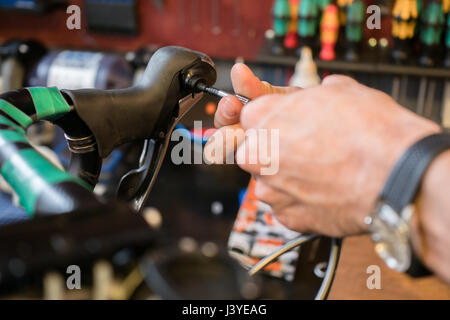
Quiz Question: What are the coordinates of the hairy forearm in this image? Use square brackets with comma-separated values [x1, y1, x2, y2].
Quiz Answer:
[412, 150, 450, 283]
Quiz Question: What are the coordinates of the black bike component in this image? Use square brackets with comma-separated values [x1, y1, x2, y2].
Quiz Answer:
[64, 46, 216, 208]
[116, 139, 155, 200]
[53, 109, 102, 187]
[64, 46, 217, 158]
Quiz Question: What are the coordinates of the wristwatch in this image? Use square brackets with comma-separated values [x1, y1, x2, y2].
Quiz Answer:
[368, 133, 450, 276]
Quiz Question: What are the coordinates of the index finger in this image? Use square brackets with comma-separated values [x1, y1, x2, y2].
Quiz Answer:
[215, 95, 243, 128]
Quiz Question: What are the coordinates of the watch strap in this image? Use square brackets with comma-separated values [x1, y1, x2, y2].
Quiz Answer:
[407, 245, 432, 277]
[380, 133, 450, 213]
[380, 132, 450, 277]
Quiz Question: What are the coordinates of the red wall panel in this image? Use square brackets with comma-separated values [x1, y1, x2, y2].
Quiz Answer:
[0, 0, 274, 60]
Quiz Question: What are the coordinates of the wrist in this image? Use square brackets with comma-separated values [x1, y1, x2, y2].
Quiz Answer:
[411, 149, 450, 283]
[387, 113, 441, 172]
[368, 118, 449, 277]
[357, 110, 440, 234]
[365, 112, 440, 219]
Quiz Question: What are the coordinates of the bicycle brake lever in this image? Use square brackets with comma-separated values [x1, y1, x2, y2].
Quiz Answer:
[117, 92, 204, 210]
[65, 46, 216, 211]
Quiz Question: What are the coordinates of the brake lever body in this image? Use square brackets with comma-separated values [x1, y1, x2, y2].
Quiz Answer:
[117, 93, 204, 210]
[63, 46, 216, 210]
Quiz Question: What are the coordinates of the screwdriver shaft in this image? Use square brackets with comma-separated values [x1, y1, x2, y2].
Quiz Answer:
[196, 83, 250, 105]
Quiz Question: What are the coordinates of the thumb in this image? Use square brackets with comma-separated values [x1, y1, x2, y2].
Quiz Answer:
[231, 63, 300, 99]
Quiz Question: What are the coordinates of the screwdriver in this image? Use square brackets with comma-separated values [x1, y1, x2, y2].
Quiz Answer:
[195, 82, 250, 105]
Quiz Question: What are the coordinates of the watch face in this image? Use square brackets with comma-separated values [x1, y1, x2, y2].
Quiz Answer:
[370, 202, 411, 272]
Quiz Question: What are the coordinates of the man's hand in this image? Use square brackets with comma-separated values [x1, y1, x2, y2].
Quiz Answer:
[205, 63, 300, 162]
[207, 64, 440, 238]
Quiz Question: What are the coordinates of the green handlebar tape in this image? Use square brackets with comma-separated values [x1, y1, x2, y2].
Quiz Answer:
[0, 128, 28, 144]
[1, 149, 89, 214]
[0, 87, 90, 216]
[0, 99, 33, 128]
[0, 114, 26, 133]
[28, 87, 71, 120]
